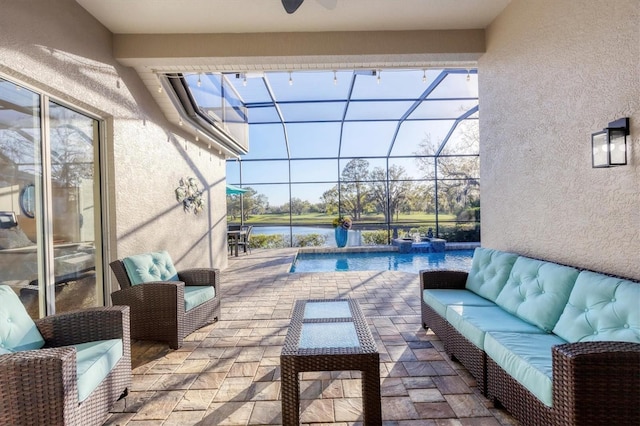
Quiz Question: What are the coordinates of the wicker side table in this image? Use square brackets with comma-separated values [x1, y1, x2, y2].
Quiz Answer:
[280, 298, 381, 425]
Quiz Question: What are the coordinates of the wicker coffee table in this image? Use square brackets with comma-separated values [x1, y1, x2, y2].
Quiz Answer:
[280, 298, 381, 425]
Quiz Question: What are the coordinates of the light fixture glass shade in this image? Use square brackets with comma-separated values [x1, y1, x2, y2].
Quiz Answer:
[592, 130, 609, 168]
[608, 128, 627, 165]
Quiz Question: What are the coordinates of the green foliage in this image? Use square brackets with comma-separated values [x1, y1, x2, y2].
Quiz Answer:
[339, 159, 371, 220]
[456, 207, 480, 222]
[232, 212, 451, 225]
[361, 230, 389, 245]
[293, 233, 327, 247]
[439, 224, 480, 242]
[249, 234, 286, 249]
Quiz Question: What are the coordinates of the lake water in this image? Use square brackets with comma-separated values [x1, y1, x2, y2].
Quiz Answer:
[253, 226, 360, 246]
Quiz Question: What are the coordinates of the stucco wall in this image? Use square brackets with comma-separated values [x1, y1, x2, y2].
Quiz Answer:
[480, 0, 639, 279]
[0, 0, 229, 293]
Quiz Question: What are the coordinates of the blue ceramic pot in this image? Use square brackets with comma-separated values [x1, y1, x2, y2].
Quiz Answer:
[335, 226, 348, 248]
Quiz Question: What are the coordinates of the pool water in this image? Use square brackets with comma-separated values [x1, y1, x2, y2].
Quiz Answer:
[290, 249, 475, 273]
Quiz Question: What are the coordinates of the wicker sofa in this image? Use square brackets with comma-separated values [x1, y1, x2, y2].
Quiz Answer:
[110, 250, 220, 349]
[0, 285, 131, 426]
[421, 247, 639, 426]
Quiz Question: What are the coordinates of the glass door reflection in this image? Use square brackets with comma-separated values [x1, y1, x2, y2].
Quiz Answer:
[49, 101, 101, 314]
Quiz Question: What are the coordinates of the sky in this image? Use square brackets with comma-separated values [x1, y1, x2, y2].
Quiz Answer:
[189, 69, 479, 206]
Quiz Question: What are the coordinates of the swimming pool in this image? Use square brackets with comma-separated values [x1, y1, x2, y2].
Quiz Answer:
[290, 249, 475, 273]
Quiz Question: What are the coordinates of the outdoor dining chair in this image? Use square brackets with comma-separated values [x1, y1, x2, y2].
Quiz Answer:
[237, 225, 253, 254]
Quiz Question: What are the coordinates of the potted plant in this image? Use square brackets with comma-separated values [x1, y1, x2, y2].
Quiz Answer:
[332, 216, 352, 248]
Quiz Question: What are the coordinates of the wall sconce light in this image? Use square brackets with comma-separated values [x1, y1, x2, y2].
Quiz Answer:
[592, 117, 629, 168]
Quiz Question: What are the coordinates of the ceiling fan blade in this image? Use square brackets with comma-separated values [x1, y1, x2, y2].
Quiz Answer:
[282, 0, 304, 14]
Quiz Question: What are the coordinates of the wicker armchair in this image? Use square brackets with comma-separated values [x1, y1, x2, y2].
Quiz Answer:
[109, 254, 220, 349]
[0, 304, 131, 426]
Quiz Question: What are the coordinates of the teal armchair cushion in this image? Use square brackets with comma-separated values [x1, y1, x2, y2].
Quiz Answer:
[465, 248, 519, 302]
[74, 339, 123, 402]
[122, 250, 179, 285]
[0, 285, 45, 352]
[553, 271, 640, 343]
[495, 257, 579, 332]
[184, 286, 216, 312]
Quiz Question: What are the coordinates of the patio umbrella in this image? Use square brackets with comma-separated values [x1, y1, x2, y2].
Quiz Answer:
[226, 184, 248, 195]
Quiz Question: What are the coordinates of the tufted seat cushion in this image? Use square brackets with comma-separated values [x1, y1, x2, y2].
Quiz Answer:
[484, 331, 567, 407]
[465, 248, 518, 302]
[0, 285, 45, 352]
[423, 289, 495, 317]
[553, 271, 640, 343]
[446, 304, 545, 349]
[495, 257, 579, 332]
[123, 250, 179, 285]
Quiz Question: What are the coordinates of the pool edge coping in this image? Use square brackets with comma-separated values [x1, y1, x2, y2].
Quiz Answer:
[297, 242, 480, 254]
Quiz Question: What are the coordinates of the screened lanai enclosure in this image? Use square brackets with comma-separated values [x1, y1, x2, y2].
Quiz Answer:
[184, 68, 479, 247]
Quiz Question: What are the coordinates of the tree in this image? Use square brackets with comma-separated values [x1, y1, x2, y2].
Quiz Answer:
[283, 197, 310, 215]
[369, 165, 413, 222]
[406, 182, 434, 214]
[246, 191, 268, 220]
[340, 159, 370, 220]
[413, 121, 480, 215]
[226, 187, 269, 221]
[320, 186, 339, 215]
[226, 194, 242, 220]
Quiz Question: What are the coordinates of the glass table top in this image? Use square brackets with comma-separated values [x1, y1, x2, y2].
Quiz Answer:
[303, 300, 351, 319]
[299, 322, 359, 349]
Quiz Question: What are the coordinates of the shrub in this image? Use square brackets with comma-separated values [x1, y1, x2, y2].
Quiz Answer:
[294, 233, 327, 247]
[456, 207, 481, 222]
[439, 224, 480, 242]
[361, 230, 389, 245]
[249, 234, 287, 249]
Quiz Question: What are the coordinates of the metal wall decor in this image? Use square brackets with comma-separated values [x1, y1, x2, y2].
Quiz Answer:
[175, 177, 205, 215]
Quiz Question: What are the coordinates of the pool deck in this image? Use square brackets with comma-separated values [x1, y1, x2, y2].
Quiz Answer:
[107, 246, 518, 425]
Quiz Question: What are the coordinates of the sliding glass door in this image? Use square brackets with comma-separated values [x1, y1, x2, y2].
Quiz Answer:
[0, 78, 103, 318]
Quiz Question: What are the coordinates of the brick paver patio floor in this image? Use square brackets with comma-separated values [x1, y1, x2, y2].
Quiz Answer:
[106, 248, 518, 425]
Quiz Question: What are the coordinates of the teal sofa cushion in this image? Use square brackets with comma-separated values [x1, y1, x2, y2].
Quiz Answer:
[484, 331, 567, 407]
[423, 289, 495, 317]
[184, 286, 215, 312]
[445, 305, 545, 349]
[74, 339, 123, 402]
[553, 271, 640, 343]
[495, 257, 579, 332]
[465, 248, 518, 302]
[122, 250, 179, 285]
[0, 285, 45, 352]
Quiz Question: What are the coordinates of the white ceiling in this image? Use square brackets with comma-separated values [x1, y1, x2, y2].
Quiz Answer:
[75, 0, 510, 34]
